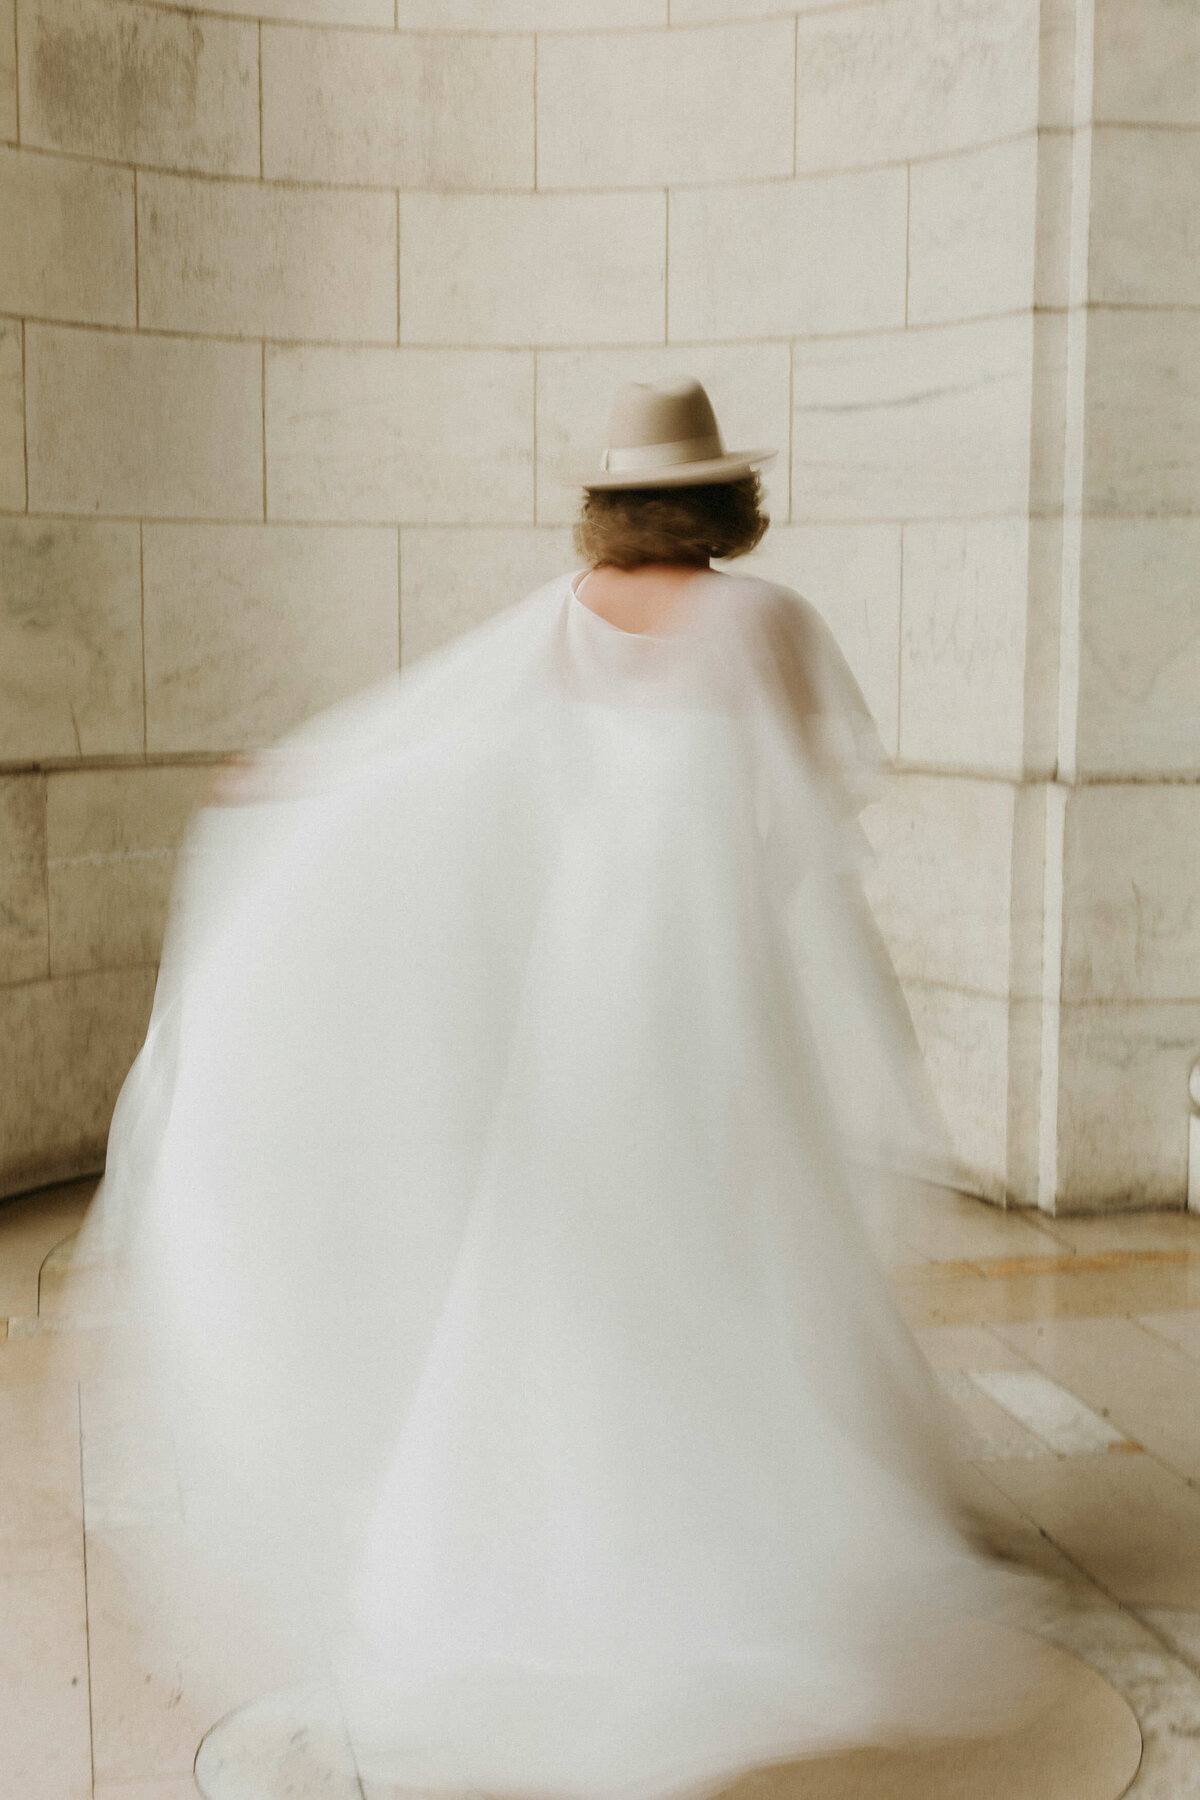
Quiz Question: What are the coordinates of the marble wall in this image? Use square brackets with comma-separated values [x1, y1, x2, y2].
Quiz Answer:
[0, 0, 1192, 1209]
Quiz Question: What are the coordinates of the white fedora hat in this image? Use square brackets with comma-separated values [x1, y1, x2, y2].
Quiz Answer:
[576, 376, 776, 490]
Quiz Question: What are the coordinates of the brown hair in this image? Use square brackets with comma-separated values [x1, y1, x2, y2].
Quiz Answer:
[573, 475, 769, 571]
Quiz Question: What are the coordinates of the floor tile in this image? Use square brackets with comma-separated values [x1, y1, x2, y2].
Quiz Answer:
[0, 1378, 83, 1572]
[936, 1372, 1055, 1461]
[915, 1323, 1034, 1372]
[1037, 1212, 1200, 1256]
[0, 1181, 97, 1316]
[992, 1317, 1200, 1483]
[1138, 1309, 1200, 1365]
[970, 1371, 1132, 1456]
[1136, 1607, 1200, 1675]
[893, 1258, 1200, 1328]
[95, 1781, 204, 1799]
[890, 1184, 1062, 1264]
[0, 1560, 93, 1800]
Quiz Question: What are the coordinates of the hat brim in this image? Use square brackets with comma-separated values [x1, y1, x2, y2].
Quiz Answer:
[569, 448, 777, 491]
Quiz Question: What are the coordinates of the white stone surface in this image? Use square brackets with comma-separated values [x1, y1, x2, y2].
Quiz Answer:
[903, 981, 1010, 1202]
[899, 518, 1030, 774]
[791, 314, 1034, 521]
[143, 524, 399, 753]
[535, 342, 789, 524]
[266, 346, 533, 524]
[17, 0, 259, 174]
[1075, 519, 1200, 778]
[907, 136, 1038, 325]
[137, 174, 398, 344]
[860, 772, 1015, 997]
[399, 192, 665, 348]
[537, 21, 793, 190]
[735, 522, 901, 754]
[262, 27, 534, 189]
[1061, 784, 1200, 1005]
[969, 1371, 1129, 1455]
[0, 520, 144, 761]
[397, 0, 662, 23]
[401, 527, 574, 664]
[1094, 0, 1200, 126]
[1089, 129, 1200, 308]
[0, 776, 49, 985]
[668, 169, 907, 343]
[1084, 308, 1200, 518]
[794, 0, 1039, 173]
[0, 149, 134, 327]
[0, 318, 23, 512]
[1056, 1001, 1200, 1211]
[26, 327, 263, 521]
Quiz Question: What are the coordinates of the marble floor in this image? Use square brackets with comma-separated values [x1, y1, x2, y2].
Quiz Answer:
[3, 1177, 1200, 1798]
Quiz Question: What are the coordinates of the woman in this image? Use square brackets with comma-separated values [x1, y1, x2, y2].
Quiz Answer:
[82, 377, 1042, 1799]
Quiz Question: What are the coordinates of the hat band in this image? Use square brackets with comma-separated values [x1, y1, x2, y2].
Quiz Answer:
[601, 432, 724, 473]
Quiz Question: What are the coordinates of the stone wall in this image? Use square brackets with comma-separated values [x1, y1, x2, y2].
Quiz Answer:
[1, 0, 1194, 1208]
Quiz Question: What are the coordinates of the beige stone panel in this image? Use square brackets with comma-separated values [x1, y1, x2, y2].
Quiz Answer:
[18, 0, 257, 174]
[860, 773, 1014, 997]
[262, 27, 533, 189]
[1089, 129, 1200, 307]
[794, 0, 1039, 173]
[1076, 520, 1200, 778]
[267, 346, 532, 524]
[0, 148, 134, 326]
[1061, 784, 1200, 1004]
[983, 1451, 1200, 1606]
[791, 314, 1034, 521]
[0, 1562, 91, 1800]
[537, 20, 792, 190]
[401, 526, 574, 664]
[27, 326, 262, 519]
[1043, 1213, 1200, 1256]
[144, 524, 398, 753]
[46, 766, 212, 977]
[1055, 1000, 1200, 1211]
[734, 522, 901, 753]
[907, 136, 1038, 325]
[668, 168, 907, 343]
[0, 518, 143, 760]
[0, 1382, 82, 1570]
[0, 317, 23, 511]
[0, 967, 155, 1197]
[397, 0, 661, 23]
[1084, 307, 1200, 517]
[895, 1185, 1059, 1266]
[0, 774, 48, 984]
[1094, 0, 1200, 126]
[138, 173, 396, 345]
[0, 0, 14, 139]
[900, 519, 1029, 774]
[400, 191, 665, 347]
[1036, 0, 1076, 129]
[536, 341, 788, 524]
[1034, 129, 1073, 311]
[903, 983, 1009, 1202]
[200, 0, 389, 23]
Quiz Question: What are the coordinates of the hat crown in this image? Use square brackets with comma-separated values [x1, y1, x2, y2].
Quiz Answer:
[606, 377, 724, 457]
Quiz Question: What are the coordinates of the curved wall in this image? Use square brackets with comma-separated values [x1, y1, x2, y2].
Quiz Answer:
[5, 0, 1193, 1207]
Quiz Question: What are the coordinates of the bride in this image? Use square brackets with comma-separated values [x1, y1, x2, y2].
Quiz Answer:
[83, 376, 1042, 1799]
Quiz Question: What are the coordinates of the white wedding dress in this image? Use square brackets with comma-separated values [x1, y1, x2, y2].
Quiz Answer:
[81, 568, 1041, 1800]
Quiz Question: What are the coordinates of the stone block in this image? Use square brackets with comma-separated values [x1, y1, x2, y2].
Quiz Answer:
[262, 27, 533, 189]
[1061, 784, 1200, 1004]
[0, 775, 49, 985]
[1084, 308, 1200, 517]
[266, 345, 533, 524]
[1076, 518, 1200, 778]
[0, 0, 14, 140]
[0, 967, 156, 1197]
[794, 0, 1039, 173]
[1034, 129, 1073, 313]
[201, 0, 389, 23]
[792, 314, 1034, 521]
[0, 147, 134, 327]
[903, 981, 1010, 1202]
[0, 318, 22, 511]
[907, 136, 1038, 325]
[1055, 1000, 1200, 1211]
[900, 518, 1030, 775]
[535, 341, 789, 524]
[46, 766, 213, 977]
[862, 773, 1015, 997]
[399, 192, 665, 347]
[668, 168, 907, 342]
[1094, 0, 1200, 126]
[138, 173, 397, 343]
[396, 0, 661, 23]
[18, 0, 258, 174]
[26, 326, 262, 520]
[144, 523, 399, 753]
[734, 521, 901, 754]
[1089, 129, 1200, 308]
[537, 20, 793, 190]
[0, 519, 143, 760]
[401, 526, 575, 664]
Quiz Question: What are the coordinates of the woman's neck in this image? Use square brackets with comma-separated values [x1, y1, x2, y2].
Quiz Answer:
[577, 562, 711, 636]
